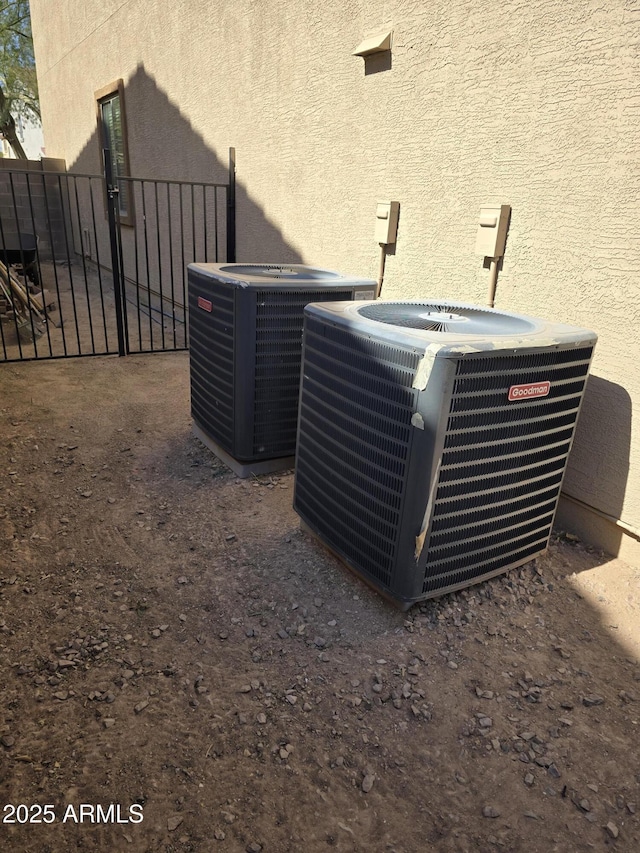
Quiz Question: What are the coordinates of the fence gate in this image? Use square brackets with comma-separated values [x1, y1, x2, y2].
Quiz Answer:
[0, 149, 236, 362]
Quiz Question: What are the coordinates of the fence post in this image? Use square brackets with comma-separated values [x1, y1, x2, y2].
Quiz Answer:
[227, 147, 236, 263]
[102, 149, 128, 356]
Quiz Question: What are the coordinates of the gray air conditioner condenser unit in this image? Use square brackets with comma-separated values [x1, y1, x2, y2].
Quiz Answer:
[293, 300, 597, 609]
[188, 263, 377, 477]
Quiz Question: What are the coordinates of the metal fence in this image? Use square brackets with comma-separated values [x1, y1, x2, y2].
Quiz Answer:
[0, 149, 235, 362]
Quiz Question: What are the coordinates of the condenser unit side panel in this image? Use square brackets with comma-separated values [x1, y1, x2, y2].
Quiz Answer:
[418, 343, 596, 599]
[188, 270, 236, 453]
[250, 288, 367, 460]
[294, 314, 423, 596]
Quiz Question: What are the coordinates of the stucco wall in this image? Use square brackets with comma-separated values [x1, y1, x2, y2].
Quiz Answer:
[30, 0, 640, 552]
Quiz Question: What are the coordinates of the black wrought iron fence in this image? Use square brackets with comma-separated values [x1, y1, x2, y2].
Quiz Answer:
[0, 149, 235, 362]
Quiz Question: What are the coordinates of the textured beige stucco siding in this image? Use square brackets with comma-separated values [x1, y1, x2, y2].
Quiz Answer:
[30, 0, 640, 550]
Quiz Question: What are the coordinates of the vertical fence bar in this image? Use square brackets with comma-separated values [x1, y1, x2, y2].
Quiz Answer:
[199, 184, 209, 264]
[60, 172, 84, 354]
[153, 182, 165, 351]
[132, 180, 143, 351]
[167, 183, 177, 348]
[203, 183, 208, 263]
[0, 195, 10, 358]
[88, 177, 111, 353]
[0, 200, 24, 360]
[0, 209, 8, 356]
[0, 291, 7, 358]
[58, 173, 83, 354]
[25, 173, 53, 357]
[227, 147, 236, 263]
[141, 181, 154, 350]
[191, 184, 196, 264]
[103, 150, 128, 356]
[72, 176, 97, 354]
[8, 172, 39, 355]
[180, 185, 187, 347]
[214, 186, 220, 262]
[41, 170, 67, 357]
[116, 181, 130, 350]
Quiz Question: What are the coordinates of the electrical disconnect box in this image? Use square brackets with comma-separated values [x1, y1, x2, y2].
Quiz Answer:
[474, 204, 511, 257]
[375, 201, 400, 244]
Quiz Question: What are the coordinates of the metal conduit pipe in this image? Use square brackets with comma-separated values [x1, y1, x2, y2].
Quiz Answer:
[487, 258, 499, 308]
[376, 244, 386, 298]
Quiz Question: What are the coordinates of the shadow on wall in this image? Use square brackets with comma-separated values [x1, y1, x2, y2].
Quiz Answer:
[69, 62, 303, 265]
[559, 375, 633, 559]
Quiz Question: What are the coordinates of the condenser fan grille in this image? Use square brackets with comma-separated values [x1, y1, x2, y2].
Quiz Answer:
[358, 302, 536, 335]
[252, 289, 354, 456]
[218, 264, 342, 281]
[189, 275, 235, 451]
[294, 317, 421, 586]
[420, 345, 594, 596]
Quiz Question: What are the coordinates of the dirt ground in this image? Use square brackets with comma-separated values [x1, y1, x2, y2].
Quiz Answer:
[1, 352, 639, 853]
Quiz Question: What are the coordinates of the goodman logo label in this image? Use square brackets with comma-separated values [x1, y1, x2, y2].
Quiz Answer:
[508, 381, 551, 402]
[197, 296, 213, 312]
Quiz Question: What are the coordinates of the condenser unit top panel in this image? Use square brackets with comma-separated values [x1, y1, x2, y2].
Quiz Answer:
[304, 300, 597, 353]
[189, 263, 376, 290]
